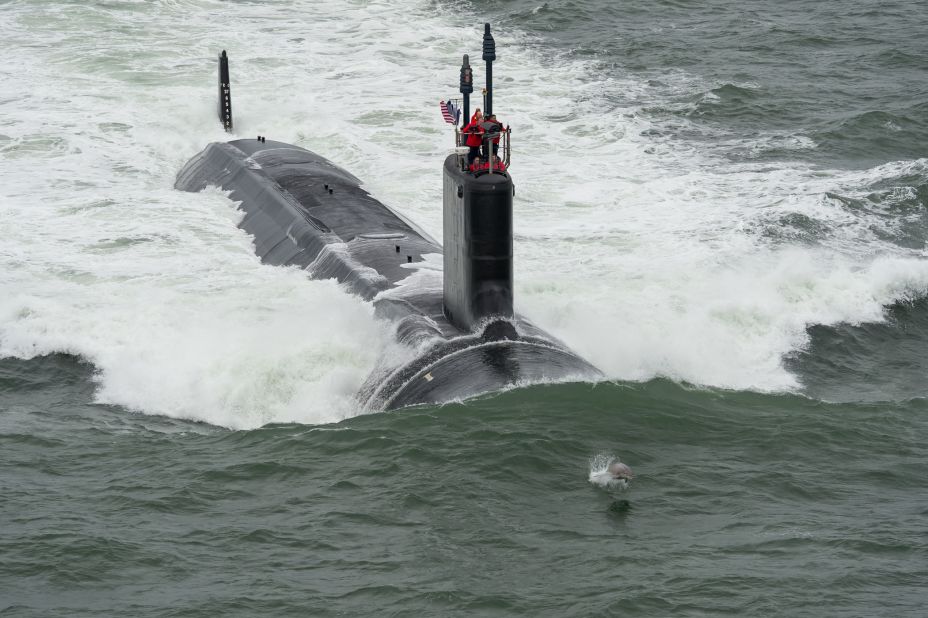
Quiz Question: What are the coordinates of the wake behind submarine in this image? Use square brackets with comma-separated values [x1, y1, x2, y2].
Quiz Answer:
[175, 25, 601, 410]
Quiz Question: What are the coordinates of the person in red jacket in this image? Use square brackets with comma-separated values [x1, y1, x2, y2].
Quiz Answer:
[461, 109, 484, 167]
[481, 113, 503, 159]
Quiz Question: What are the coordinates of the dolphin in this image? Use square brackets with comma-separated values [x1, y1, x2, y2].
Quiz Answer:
[608, 461, 634, 488]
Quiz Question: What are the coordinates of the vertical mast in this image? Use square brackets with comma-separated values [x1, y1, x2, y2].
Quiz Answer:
[218, 50, 233, 132]
[482, 24, 496, 116]
[460, 55, 473, 126]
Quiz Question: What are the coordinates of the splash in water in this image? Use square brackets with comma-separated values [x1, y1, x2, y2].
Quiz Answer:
[588, 453, 634, 490]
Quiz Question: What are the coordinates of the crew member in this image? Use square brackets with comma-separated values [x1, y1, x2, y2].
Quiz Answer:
[480, 113, 503, 160]
[461, 109, 484, 166]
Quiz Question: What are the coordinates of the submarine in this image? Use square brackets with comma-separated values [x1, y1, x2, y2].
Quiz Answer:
[175, 25, 601, 410]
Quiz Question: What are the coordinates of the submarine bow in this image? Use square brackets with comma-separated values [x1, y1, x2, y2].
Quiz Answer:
[176, 31, 601, 411]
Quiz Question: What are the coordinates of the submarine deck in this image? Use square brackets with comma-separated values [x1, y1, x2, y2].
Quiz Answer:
[175, 138, 601, 409]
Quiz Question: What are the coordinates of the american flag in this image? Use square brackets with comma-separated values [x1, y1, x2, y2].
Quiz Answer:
[440, 100, 460, 125]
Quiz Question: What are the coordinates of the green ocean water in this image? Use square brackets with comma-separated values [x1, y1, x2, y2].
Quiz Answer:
[3, 355, 926, 616]
[2, 0, 928, 615]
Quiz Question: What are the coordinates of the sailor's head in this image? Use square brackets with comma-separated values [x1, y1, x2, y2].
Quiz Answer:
[608, 462, 633, 482]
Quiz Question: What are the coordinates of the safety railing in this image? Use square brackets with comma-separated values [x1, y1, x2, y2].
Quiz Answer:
[454, 125, 511, 175]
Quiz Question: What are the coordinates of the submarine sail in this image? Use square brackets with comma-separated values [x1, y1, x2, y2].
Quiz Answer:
[175, 27, 601, 410]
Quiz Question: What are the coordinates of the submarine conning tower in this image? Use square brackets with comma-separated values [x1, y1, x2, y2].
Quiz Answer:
[442, 23, 515, 335]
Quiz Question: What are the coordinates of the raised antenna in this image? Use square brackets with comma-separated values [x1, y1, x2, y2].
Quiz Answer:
[459, 54, 473, 126]
[482, 24, 496, 116]
[218, 50, 233, 132]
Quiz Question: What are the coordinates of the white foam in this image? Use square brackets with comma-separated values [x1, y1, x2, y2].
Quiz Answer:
[0, 185, 391, 429]
[373, 252, 443, 302]
[1, 0, 926, 428]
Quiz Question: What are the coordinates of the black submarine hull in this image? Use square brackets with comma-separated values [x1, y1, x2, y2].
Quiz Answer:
[175, 138, 600, 410]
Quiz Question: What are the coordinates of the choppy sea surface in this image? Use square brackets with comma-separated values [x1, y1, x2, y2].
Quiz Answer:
[2, 0, 927, 615]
